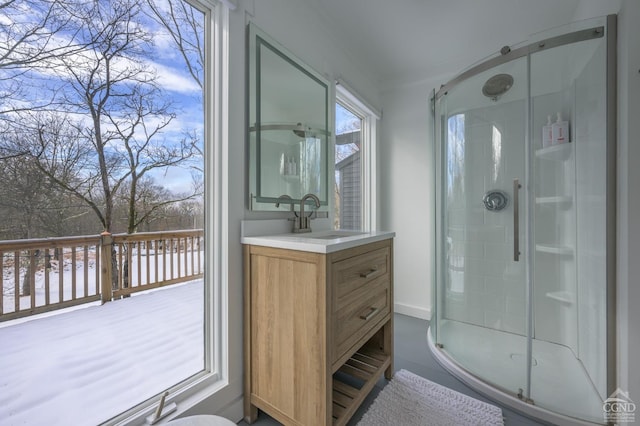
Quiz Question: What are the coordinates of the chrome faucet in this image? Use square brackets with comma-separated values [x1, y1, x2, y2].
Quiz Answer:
[275, 194, 295, 212]
[295, 193, 320, 233]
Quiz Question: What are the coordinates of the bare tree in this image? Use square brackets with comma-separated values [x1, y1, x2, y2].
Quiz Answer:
[13, 0, 201, 234]
[146, 0, 205, 169]
[0, 1, 89, 176]
[9, 112, 104, 223]
[0, 0, 93, 114]
[0, 155, 46, 239]
[3, 0, 204, 244]
[0, 0, 86, 70]
[145, 0, 204, 89]
[0, 0, 206, 302]
[0, 118, 96, 240]
[112, 175, 199, 232]
[0, 151, 88, 295]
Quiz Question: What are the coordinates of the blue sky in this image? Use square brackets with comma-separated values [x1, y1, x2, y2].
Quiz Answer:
[1, 0, 205, 195]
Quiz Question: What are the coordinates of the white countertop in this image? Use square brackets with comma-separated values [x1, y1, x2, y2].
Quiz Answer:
[241, 228, 395, 254]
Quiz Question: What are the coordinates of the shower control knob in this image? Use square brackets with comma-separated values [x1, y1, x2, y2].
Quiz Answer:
[483, 190, 509, 212]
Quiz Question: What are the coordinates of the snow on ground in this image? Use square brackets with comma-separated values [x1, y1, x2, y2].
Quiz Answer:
[0, 280, 204, 426]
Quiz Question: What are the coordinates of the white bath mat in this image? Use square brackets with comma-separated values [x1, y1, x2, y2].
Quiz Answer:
[357, 369, 504, 426]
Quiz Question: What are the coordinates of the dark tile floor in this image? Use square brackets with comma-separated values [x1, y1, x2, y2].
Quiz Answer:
[238, 314, 549, 425]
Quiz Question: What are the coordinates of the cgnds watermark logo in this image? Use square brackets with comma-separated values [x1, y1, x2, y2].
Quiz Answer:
[603, 388, 636, 423]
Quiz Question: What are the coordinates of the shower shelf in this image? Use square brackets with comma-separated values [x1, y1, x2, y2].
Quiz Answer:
[545, 291, 575, 305]
[535, 244, 574, 256]
[535, 196, 573, 208]
[535, 143, 572, 161]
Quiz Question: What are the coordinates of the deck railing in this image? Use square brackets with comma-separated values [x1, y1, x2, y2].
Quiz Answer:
[0, 230, 204, 322]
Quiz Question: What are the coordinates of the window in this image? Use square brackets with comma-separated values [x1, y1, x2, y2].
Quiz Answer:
[334, 82, 379, 231]
[335, 102, 363, 230]
[0, 0, 226, 424]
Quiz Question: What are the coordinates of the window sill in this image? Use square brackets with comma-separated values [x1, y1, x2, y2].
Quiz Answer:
[112, 374, 243, 425]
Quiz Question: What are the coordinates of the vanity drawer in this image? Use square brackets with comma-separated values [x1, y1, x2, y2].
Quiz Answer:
[333, 279, 390, 362]
[332, 246, 390, 311]
[245, 237, 394, 426]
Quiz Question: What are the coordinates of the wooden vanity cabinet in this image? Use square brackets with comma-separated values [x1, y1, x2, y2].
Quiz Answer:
[243, 238, 394, 426]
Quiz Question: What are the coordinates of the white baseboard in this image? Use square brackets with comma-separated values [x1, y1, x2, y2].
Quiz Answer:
[394, 303, 431, 321]
[220, 397, 243, 423]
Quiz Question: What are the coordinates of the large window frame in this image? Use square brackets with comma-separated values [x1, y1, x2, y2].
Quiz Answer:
[106, 0, 230, 423]
[335, 81, 380, 231]
[0, 0, 232, 423]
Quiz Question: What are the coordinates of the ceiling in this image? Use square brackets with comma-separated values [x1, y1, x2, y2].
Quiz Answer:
[309, 0, 585, 87]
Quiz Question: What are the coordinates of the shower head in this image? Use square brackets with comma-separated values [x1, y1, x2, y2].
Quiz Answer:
[293, 123, 306, 138]
[482, 74, 514, 101]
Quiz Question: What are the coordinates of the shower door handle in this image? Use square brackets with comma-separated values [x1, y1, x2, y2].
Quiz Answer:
[513, 179, 522, 261]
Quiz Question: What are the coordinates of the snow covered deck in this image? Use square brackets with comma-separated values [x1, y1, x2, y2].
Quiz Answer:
[0, 279, 204, 426]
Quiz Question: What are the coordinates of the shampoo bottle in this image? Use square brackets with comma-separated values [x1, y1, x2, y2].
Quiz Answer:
[542, 115, 553, 148]
[287, 158, 293, 175]
[552, 112, 569, 145]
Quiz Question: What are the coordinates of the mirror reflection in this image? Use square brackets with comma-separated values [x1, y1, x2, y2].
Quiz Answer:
[248, 23, 330, 211]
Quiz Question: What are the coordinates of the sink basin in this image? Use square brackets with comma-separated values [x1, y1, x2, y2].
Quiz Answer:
[241, 220, 395, 253]
[305, 231, 364, 239]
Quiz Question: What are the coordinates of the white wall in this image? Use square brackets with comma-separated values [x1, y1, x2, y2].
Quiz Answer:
[571, 0, 622, 21]
[616, 0, 640, 405]
[379, 78, 442, 320]
[243, 0, 381, 113]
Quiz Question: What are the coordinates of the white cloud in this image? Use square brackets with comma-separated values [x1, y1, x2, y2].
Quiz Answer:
[152, 61, 201, 94]
[0, 13, 12, 26]
[151, 165, 197, 194]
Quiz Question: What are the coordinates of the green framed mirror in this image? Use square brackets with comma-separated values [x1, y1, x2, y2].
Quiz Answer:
[247, 23, 330, 211]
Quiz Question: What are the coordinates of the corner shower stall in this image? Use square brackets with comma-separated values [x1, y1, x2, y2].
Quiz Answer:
[429, 15, 615, 425]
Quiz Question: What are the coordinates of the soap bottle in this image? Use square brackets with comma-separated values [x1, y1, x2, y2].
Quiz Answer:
[552, 112, 569, 145]
[286, 157, 293, 175]
[542, 115, 553, 148]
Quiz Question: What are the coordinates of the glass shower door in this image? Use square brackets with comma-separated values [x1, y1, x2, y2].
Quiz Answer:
[435, 55, 530, 397]
[528, 21, 609, 422]
[432, 15, 615, 424]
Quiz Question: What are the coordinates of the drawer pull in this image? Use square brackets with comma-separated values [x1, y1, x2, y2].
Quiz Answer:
[359, 307, 379, 321]
[359, 268, 378, 279]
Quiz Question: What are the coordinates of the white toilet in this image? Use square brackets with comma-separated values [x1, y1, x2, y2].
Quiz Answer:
[167, 415, 236, 426]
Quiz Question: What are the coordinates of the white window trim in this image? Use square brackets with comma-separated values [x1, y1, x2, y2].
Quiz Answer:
[109, 1, 231, 424]
[336, 80, 380, 232]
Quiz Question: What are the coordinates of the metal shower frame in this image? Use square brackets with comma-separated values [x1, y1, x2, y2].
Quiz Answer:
[431, 13, 617, 418]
